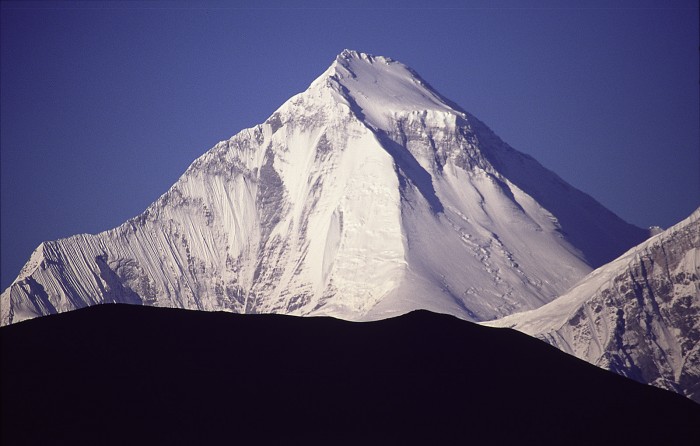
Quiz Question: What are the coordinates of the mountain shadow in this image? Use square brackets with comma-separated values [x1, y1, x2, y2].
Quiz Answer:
[2, 304, 698, 445]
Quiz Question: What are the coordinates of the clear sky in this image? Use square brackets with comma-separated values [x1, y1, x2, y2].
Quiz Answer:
[1, 0, 698, 289]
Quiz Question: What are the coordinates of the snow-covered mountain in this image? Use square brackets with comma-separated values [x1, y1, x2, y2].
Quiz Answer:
[1, 49, 647, 325]
[486, 207, 700, 402]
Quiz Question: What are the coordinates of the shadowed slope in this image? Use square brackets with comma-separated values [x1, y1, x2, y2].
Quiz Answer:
[2, 304, 697, 445]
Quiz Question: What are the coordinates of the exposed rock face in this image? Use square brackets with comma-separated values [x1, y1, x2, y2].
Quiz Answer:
[1, 50, 647, 325]
[486, 208, 700, 402]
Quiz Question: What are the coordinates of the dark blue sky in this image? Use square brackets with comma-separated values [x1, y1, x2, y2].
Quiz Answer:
[2, 0, 698, 289]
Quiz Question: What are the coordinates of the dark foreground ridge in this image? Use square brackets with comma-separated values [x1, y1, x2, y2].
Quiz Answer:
[2, 304, 698, 445]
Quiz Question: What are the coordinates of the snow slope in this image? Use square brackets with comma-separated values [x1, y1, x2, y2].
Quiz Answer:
[1, 50, 647, 325]
[486, 207, 700, 402]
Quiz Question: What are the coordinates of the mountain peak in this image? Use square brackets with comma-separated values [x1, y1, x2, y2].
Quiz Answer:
[334, 49, 398, 70]
[2, 50, 648, 328]
[311, 50, 458, 129]
[336, 49, 387, 63]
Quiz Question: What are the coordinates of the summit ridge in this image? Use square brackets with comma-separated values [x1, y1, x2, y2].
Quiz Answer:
[315, 49, 458, 131]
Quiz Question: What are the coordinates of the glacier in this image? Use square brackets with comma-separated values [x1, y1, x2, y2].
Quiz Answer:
[1, 49, 648, 325]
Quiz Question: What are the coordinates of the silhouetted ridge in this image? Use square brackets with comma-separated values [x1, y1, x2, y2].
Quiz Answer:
[2, 304, 697, 445]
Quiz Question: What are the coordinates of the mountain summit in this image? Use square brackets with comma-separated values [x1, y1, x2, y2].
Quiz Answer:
[318, 49, 460, 129]
[1, 50, 647, 325]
